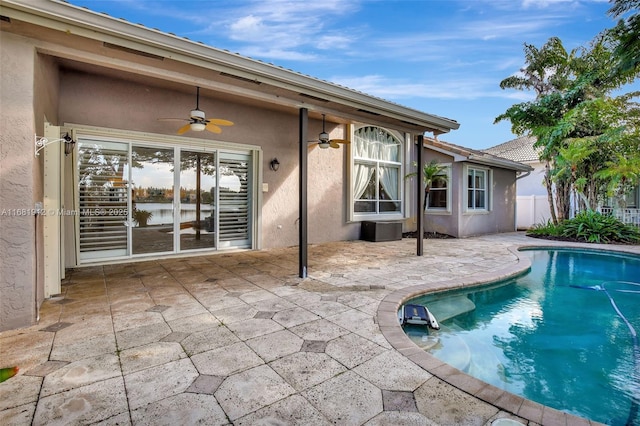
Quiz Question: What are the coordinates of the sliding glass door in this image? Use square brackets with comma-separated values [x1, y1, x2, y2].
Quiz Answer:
[179, 150, 217, 251]
[130, 146, 175, 255]
[76, 137, 254, 263]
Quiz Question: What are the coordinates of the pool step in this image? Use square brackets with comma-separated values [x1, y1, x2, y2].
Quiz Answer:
[427, 295, 476, 322]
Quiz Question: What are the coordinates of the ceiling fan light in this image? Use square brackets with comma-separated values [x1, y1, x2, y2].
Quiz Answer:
[319, 141, 331, 149]
[319, 131, 329, 142]
[190, 122, 206, 131]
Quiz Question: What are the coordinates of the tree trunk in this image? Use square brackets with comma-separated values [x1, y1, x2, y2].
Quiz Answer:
[544, 161, 558, 224]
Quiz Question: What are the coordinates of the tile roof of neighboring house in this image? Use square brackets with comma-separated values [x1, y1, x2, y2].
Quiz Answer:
[482, 135, 541, 163]
[424, 137, 533, 172]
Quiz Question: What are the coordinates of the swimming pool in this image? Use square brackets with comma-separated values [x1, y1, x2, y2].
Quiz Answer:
[403, 248, 640, 425]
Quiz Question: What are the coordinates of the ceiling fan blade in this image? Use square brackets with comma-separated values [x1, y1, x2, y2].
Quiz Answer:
[208, 119, 234, 127]
[331, 139, 350, 144]
[330, 141, 340, 149]
[158, 118, 189, 122]
[205, 123, 222, 134]
[177, 123, 191, 135]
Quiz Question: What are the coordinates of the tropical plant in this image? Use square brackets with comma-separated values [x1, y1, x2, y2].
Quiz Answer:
[132, 209, 153, 227]
[527, 210, 640, 244]
[405, 159, 448, 210]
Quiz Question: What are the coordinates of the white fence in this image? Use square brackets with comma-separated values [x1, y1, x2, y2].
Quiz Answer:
[598, 207, 640, 227]
[516, 195, 552, 230]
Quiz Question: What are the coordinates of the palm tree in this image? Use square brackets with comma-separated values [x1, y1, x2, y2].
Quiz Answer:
[406, 160, 448, 210]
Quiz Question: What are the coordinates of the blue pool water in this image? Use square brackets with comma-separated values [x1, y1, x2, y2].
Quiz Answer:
[404, 249, 640, 425]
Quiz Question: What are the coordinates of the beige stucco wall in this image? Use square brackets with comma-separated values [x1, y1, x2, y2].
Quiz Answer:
[0, 33, 38, 331]
[420, 150, 517, 238]
[58, 70, 359, 251]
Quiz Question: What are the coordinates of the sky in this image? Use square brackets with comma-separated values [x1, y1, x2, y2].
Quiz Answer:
[67, 0, 636, 150]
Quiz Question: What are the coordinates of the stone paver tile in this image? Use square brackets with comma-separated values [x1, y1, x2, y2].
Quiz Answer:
[353, 350, 431, 392]
[382, 390, 418, 412]
[239, 289, 275, 304]
[33, 376, 127, 425]
[414, 377, 499, 425]
[91, 412, 131, 425]
[364, 411, 438, 426]
[111, 310, 164, 332]
[166, 312, 220, 334]
[186, 375, 224, 394]
[0, 332, 55, 373]
[160, 302, 209, 321]
[24, 360, 69, 377]
[124, 358, 198, 410]
[191, 341, 263, 376]
[211, 303, 258, 325]
[119, 341, 186, 374]
[327, 308, 375, 333]
[115, 322, 172, 351]
[180, 325, 240, 356]
[249, 296, 296, 312]
[205, 295, 246, 312]
[270, 352, 347, 391]
[215, 364, 296, 420]
[272, 306, 321, 328]
[235, 394, 332, 426]
[298, 300, 351, 318]
[325, 333, 385, 369]
[0, 402, 37, 426]
[0, 375, 43, 411]
[130, 393, 228, 426]
[289, 318, 350, 342]
[245, 329, 304, 363]
[302, 371, 383, 425]
[225, 318, 283, 341]
[50, 333, 116, 361]
[40, 354, 121, 397]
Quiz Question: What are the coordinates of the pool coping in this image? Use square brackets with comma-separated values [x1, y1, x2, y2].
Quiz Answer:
[377, 243, 640, 425]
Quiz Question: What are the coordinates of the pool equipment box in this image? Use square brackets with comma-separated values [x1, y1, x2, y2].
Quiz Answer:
[361, 221, 402, 242]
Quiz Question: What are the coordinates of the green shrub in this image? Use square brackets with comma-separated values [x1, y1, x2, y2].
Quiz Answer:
[527, 220, 564, 237]
[527, 210, 640, 244]
[561, 210, 640, 243]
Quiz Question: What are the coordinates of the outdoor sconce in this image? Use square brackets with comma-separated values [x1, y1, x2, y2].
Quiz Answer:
[270, 158, 280, 171]
[35, 133, 76, 157]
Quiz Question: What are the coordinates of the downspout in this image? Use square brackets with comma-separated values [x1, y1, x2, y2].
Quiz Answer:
[416, 135, 424, 256]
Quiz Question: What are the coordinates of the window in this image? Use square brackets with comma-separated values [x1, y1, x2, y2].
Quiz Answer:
[426, 165, 450, 212]
[466, 166, 489, 211]
[352, 126, 402, 217]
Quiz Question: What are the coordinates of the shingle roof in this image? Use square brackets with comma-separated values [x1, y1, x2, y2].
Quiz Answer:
[482, 135, 540, 163]
[424, 137, 533, 172]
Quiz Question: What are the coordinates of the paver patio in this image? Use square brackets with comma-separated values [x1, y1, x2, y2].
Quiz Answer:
[3, 232, 635, 425]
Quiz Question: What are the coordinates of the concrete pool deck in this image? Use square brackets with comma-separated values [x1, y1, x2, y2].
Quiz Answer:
[2, 232, 638, 425]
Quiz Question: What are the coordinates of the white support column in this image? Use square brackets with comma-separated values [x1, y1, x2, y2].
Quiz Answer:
[43, 123, 62, 297]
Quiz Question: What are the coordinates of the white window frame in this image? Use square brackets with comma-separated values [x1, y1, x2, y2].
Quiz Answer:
[425, 163, 451, 214]
[349, 125, 404, 222]
[464, 164, 492, 213]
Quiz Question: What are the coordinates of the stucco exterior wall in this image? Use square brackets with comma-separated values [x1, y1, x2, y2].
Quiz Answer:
[458, 166, 517, 237]
[0, 33, 37, 331]
[58, 71, 359, 251]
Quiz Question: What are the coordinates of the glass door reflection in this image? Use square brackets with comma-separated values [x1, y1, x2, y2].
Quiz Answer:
[131, 146, 175, 254]
[179, 151, 217, 251]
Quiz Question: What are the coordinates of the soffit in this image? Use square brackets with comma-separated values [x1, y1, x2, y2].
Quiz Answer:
[0, 0, 459, 133]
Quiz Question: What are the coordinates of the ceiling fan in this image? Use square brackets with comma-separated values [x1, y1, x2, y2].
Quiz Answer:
[159, 87, 234, 135]
[309, 114, 350, 149]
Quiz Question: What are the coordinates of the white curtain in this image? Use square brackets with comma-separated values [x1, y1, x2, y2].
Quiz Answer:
[379, 165, 399, 200]
[354, 163, 374, 199]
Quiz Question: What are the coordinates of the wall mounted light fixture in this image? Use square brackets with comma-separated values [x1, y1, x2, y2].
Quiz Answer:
[35, 133, 76, 157]
[270, 158, 280, 171]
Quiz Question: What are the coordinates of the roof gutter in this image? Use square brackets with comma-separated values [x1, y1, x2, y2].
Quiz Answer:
[0, 0, 459, 134]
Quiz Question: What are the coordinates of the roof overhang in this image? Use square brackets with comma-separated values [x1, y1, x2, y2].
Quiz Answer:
[424, 138, 533, 172]
[0, 0, 460, 135]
